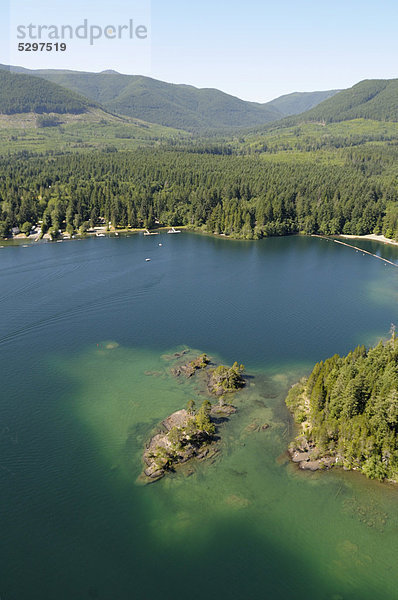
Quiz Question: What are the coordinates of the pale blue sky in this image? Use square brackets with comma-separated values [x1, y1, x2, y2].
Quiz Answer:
[2, 0, 398, 101]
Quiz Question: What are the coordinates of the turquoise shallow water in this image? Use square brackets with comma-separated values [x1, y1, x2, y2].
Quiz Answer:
[1, 233, 398, 599]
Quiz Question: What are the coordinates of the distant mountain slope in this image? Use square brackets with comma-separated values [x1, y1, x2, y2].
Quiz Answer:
[286, 79, 398, 124]
[267, 89, 340, 116]
[0, 70, 97, 115]
[0, 66, 283, 130]
[0, 64, 347, 130]
[104, 75, 285, 130]
[0, 65, 338, 131]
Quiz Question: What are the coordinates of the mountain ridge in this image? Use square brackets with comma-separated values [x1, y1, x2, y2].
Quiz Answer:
[0, 64, 339, 131]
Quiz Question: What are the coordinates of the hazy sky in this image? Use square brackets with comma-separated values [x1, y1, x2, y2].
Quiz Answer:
[2, 0, 398, 102]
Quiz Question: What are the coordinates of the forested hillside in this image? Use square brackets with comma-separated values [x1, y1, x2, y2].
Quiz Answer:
[286, 334, 398, 481]
[282, 79, 398, 125]
[0, 68, 282, 130]
[0, 70, 97, 115]
[0, 65, 340, 132]
[266, 89, 339, 117]
[0, 145, 397, 239]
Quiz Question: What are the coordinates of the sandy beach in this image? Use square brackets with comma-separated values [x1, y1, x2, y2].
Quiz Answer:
[338, 234, 398, 247]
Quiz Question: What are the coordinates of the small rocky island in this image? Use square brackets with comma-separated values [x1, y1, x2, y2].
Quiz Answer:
[141, 354, 245, 482]
[172, 353, 245, 397]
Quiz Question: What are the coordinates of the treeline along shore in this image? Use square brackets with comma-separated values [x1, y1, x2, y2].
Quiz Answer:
[1, 145, 398, 241]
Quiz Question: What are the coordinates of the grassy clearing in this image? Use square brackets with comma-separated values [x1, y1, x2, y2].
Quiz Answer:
[0, 109, 189, 154]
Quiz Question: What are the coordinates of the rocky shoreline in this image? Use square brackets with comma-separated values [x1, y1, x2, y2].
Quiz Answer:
[289, 435, 337, 472]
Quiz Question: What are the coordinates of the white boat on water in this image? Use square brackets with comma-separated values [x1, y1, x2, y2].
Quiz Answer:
[144, 229, 160, 236]
[167, 227, 181, 234]
[96, 233, 106, 237]
[145, 258, 151, 262]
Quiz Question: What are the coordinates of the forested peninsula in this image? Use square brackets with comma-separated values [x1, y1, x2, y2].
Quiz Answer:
[286, 334, 398, 481]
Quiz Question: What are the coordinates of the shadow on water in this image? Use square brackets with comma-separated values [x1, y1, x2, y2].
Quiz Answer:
[0, 343, 394, 600]
[0, 234, 398, 599]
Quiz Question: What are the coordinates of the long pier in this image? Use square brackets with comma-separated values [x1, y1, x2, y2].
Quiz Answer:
[312, 235, 398, 268]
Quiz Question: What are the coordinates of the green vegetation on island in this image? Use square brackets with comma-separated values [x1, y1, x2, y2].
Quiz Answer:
[208, 362, 245, 396]
[171, 354, 210, 377]
[286, 333, 398, 481]
[142, 400, 224, 481]
[142, 354, 246, 481]
[171, 354, 245, 396]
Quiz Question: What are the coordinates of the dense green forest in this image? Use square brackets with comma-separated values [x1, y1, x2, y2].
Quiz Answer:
[0, 70, 398, 241]
[0, 71, 97, 115]
[1, 144, 398, 239]
[286, 334, 398, 481]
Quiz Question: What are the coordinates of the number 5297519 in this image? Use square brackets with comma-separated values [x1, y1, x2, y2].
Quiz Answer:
[18, 42, 67, 51]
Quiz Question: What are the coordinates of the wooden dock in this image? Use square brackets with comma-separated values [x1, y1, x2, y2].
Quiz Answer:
[312, 235, 398, 268]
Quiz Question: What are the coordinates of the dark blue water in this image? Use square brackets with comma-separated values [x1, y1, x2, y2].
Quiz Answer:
[0, 233, 398, 600]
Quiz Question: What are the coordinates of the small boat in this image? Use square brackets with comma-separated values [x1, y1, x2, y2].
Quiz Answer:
[144, 229, 159, 236]
[159, 243, 163, 247]
[145, 258, 151, 262]
[167, 227, 181, 234]
[96, 233, 106, 237]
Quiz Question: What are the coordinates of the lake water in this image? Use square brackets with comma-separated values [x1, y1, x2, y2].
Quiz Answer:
[1, 233, 398, 600]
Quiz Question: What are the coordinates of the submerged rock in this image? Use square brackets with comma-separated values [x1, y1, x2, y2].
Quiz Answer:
[211, 404, 237, 416]
[244, 421, 270, 434]
[225, 494, 251, 509]
[292, 451, 310, 463]
[300, 460, 323, 471]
